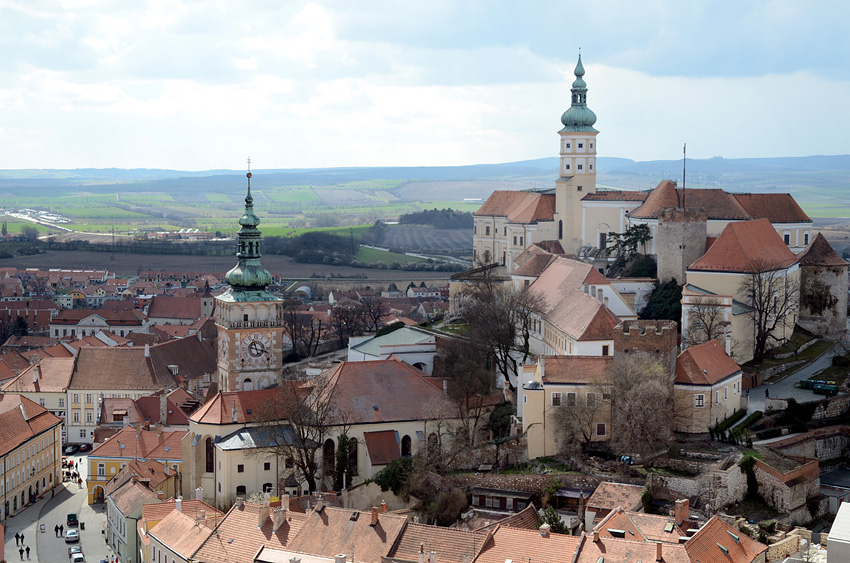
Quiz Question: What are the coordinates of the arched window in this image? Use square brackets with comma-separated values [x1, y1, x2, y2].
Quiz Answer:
[323, 439, 335, 476]
[243, 378, 253, 391]
[558, 220, 563, 240]
[401, 435, 412, 457]
[205, 437, 215, 473]
[349, 440, 358, 476]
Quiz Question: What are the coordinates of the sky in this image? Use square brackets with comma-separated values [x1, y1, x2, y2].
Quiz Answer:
[2, 1, 849, 171]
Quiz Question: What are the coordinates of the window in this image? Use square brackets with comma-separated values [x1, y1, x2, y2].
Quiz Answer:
[86, 412, 92, 423]
[586, 393, 597, 407]
[577, 185, 583, 192]
[578, 143, 584, 148]
[237, 464, 244, 473]
[519, 236, 524, 246]
[724, 387, 728, 400]
[566, 392, 577, 406]
[804, 232, 809, 245]
[236, 485, 246, 496]
[485, 225, 490, 236]
[558, 220, 563, 239]
[98, 464, 105, 476]
[599, 232, 607, 249]
[565, 164, 571, 170]
[551, 392, 562, 407]
[566, 142, 571, 149]
[39, 398, 45, 407]
[602, 345, 609, 356]
[589, 164, 593, 170]
[596, 423, 607, 437]
[590, 143, 594, 148]
[503, 227, 507, 236]
[80, 430, 86, 438]
[73, 412, 80, 423]
[513, 236, 517, 246]
[59, 399, 64, 408]
[205, 438, 214, 473]
[694, 394, 705, 408]
[264, 462, 271, 471]
[474, 224, 477, 234]
[577, 164, 583, 170]
[715, 391, 720, 404]
[784, 232, 790, 245]
[73, 394, 79, 404]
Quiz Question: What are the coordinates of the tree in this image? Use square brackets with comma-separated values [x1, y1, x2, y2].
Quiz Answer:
[21, 225, 39, 242]
[254, 373, 349, 493]
[359, 295, 389, 333]
[738, 259, 800, 363]
[282, 300, 326, 358]
[641, 280, 683, 324]
[684, 297, 727, 347]
[539, 506, 570, 534]
[436, 338, 494, 446]
[1, 221, 7, 236]
[608, 354, 674, 458]
[460, 275, 545, 390]
[551, 379, 608, 458]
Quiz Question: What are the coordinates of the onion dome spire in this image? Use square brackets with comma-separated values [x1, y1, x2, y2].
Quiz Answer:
[224, 167, 273, 292]
[560, 53, 598, 132]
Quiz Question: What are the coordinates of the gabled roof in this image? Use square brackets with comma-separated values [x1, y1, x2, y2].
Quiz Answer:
[539, 356, 612, 385]
[2, 357, 74, 393]
[190, 386, 298, 425]
[582, 190, 649, 202]
[474, 191, 556, 224]
[147, 295, 202, 319]
[732, 193, 811, 224]
[688, 218, 798, 273]
[51, 308, 147, 326]
[574, 533, 690, 563]
[89, 425, 185, 461]
[676, 340, 742, 386]
[684, 515, 767, 563]
[630, 180, 751, 221]
[798, 232, 848, 267]
[474, 524, 581, 563]
[480, 503, 540, 531]
[542, 289, 620, 342]
[148, 509, 215, 560]
[586, 482, 644, 512]
[284, 506, 407, 562]
[594, 508, 685, 543]
[322, 358, 457, 423]
[391, 522, 490, 563]
[0, 394, 63, 456]
[105, 458, 173, 496]
[110, 478, 160, 516]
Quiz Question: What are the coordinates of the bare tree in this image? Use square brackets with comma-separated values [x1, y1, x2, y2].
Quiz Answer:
[738, 259, 800, 363]
[254, 373, 348, 493]
[359, 295, 389, 333]
[551, 382, 608, 458]
[436, 338, 494, 447]
[330, 302, 365, 345]
[282, 300, 327, 358]
[685, 297, 727, 347]
[608, 354, 674, 459]
[461, 275, 545, 391]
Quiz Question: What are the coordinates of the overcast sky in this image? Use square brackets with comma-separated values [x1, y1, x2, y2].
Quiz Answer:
[2, 1, 849, 171]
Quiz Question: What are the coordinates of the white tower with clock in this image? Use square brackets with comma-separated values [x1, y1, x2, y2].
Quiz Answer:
[215, 170, 284, 392]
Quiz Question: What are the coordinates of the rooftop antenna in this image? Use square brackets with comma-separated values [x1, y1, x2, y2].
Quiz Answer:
[682, 143, 687, 209]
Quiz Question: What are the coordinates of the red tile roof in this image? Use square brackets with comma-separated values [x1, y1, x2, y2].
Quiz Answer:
[540, 356, 612, 385]
[190, 386, 299, 425]
[147, 295, 203, 320]
[586, 482, 644, 512]
[676, 340, 742, 385]
[688, 219, 798, 273]
[363, 430, 400, 466]
[798, 233, 848, 267]
[0, 394, 62, 456]
[684, 515, 767, 563]
[732, 193, 811, 224]
[474, 525, 581, 563]
[89, 425, 185, 461]
[575, 533, 690, 563]
[475, 191, 555, 224]
[594, 508, 686, 543]
[630, 180, 751, 221]
[391, 522, 490, 563]
[582, 190, 649, 202]
[148, 509, 215, 560]
[143, 498, 222, 524]
[2, 357, 74, 393]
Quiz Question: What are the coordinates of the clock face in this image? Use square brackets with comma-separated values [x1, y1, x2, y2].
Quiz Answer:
[241, 332, 272, 365]
[218, 336, 228, 363]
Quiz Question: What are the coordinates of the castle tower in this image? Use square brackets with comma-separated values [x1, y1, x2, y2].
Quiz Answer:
[554, 54, 599, 252]
[613, 320, 678, 377]
[215, 170, 285, 392]
[656, 207, 708, 284]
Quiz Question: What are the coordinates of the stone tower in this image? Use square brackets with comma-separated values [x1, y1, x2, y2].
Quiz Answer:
[656, 207, 707, 284]
[554, 54, 598, 253]
[215, 170, 285, 392]
[613, 320, 678, 377]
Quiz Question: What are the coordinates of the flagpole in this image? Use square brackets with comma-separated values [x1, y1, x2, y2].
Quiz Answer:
[682, 143, 687, 210]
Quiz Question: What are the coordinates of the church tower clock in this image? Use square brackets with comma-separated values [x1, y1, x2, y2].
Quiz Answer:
[554, 54, 599, 252]
[215, 169, 284, 392]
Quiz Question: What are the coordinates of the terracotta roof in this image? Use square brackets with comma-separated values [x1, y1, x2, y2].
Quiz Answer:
[575, 533, 690, 563]
[539, 356, 612, 385]
[630, 180, 751, 221]
[676, 340, 742, 385]
[482, 503, 540, 530]
[110, 478, 160, 516]
[513, 251, 559, 278]
[732, 193, 811, 224]
[143, 498, 222, 524]
[798, 233, 848, 267]
[543, 289, 620, 342]
[70, 347, 168, 391]
[105, 459, 173, 496]
[594, 508, 685, 543]
[586, 482, 644, 512]
[688, 219, 798, 273]
[148, 509, 215, 560]
[147, 295, 203, 320]
[285, 505, 407, 562]
[51, 308, 147, 326]
[135, 394, 190, 426]
[0, 394, 62, 456]
[474, 524, 581, 563]
[323, 358, 457, 423]
[100, 398, 142, 425]
[474, 191, 555, 223]
[89, 425, 185, 461]
[684, 515, 767, 563]
[190, 386, 298, 425]
[363, 430, 400, 466]
[582, 190, 649, 202]
[1, 357, 74, 393]
[391, 522, 490, 563]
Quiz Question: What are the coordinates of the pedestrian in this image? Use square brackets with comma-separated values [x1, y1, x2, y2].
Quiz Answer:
[20, 533, 24, 544]
[14, 532, 20, 545]
[60, 524, 64, 536]
[18, 546, 23, 561]
[765, 387, 769, 399]
[52, 488, 55, 498]
[25, 546, 29, 560]
[54, 524, 59, 537]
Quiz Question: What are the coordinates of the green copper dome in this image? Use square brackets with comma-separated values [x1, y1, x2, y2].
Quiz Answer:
[221, 172, 279, 302]
[560, 54, 597, 133]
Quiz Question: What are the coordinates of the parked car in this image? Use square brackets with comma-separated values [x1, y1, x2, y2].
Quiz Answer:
[64, 529, 79, 543]
[70, 552, 85, 563]
[67, 513, 78, 527]
[77, 443, 92, 453]
[68, 545, 83, 557]
[63, 445, 80, 455]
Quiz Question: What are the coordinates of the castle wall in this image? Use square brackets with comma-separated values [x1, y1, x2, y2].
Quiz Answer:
[612, 320, 678, 376]
[799, 264, 849, 336]
[656, 208, 707, 284]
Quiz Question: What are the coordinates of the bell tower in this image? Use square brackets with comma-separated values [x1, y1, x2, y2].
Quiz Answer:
[215, 166, 285, 392]
[554, 53, 599, 252]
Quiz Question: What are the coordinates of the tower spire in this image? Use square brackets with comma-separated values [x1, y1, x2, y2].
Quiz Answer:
[560, 53, 597, 132]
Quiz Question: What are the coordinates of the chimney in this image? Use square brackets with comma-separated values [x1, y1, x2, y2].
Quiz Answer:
[461, 556, 471, 563]
[442, 379, 448, 394]
[370, 506, 379, 527]
[258, 504, 271, 528]
[236, 497, 245, 509]
[198, 509, 206, 522]
[428, 551, 437, 563]
[539, 523, 550, 538]
[334, 556, 347, 563]
[156, 422, 163, 437]
[674, 499, 689, 525]
[195, 487, 204, 501]
[157, 491, 164, 500]
[593, 531, 600, 543]
[280, 493, 290, 511]
[32, 365, 39, 384]
[264, 491, 271, 506]
[175, 497, 182, 513]
[380, 500, 388, 513]
[232, 405, 238, 423]
[160, 393, 168, 424]
[164, 464, 170, 476]
[144, 344, 150, 357]
[272, 507, 287, 532]
[418, 544, 426, 563]
[656, 542, 662, 562]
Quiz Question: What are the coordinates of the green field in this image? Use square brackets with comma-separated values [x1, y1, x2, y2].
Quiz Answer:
[355, 246, 426, 264]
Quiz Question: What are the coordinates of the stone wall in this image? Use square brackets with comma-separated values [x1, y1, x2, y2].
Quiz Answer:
[613, 319, 678, 376]
[799, 264, 849, 336]
[446, 472, 605, 502]
[753, 458, 820, 523]
[812, 396, 850, 420]
[656, 207, 707, 285]
[768, 425, 850, 461]
[766, 534, 801, 562]
[648, 454, 747, 512]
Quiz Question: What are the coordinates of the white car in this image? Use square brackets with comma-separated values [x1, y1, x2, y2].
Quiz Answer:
[70, 553, 85, 563]
[64, 529, 79, 543]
